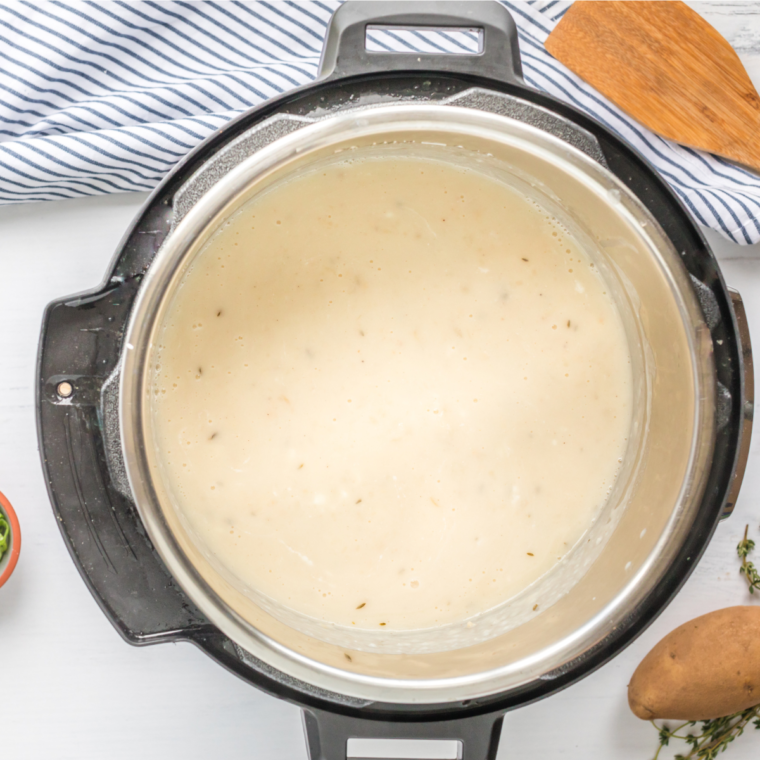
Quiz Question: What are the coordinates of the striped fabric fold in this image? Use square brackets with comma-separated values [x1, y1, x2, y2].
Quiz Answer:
[0, 0, 757, 244]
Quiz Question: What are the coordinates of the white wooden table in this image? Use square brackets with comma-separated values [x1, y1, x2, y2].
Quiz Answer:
[2, 3, 760, 759]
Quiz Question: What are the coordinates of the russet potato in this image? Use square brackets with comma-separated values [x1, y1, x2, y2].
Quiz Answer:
[628, 606, 760, 720]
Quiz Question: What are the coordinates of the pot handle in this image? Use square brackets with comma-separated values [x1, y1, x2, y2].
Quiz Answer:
[37, 279, 215, 645]
[303, 707, 504, 760]
[318, 1, 523, 84]
[722, 288, 754, 518]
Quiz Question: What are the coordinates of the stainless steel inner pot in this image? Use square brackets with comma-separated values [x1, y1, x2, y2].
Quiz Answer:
[119, 104, 715, 704]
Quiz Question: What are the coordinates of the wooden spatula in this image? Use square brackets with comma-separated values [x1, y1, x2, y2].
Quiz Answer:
[545, 1, 760, 172]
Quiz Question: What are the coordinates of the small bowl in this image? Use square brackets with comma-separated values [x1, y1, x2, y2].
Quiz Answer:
[0, 491, 21, 588]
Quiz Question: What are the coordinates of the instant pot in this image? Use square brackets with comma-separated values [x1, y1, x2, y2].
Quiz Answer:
[37, 3, 754, 758]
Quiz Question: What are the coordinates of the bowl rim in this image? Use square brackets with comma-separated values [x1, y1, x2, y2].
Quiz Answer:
[0, 491, 21, 588]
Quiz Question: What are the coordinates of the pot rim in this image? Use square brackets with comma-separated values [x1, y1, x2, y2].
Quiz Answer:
[119, 103, 715, 703]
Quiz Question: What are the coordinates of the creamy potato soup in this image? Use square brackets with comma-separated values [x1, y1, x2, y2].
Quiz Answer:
[150, 155, 632, 631]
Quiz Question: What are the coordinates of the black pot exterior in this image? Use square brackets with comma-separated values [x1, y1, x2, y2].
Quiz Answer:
[36, 2, 746, 756]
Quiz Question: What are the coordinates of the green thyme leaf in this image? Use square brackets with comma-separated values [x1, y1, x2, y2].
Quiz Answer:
[650, 693, 760, 758]
[737, 526, 760, 594]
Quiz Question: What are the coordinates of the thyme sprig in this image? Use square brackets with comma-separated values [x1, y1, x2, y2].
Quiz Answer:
[737, 525, 760, 594]
[0, 511, 8, 561]
[651, 706, 760, 760]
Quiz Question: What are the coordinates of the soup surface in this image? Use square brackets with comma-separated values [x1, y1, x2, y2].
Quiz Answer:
[150, 156, 632, 630]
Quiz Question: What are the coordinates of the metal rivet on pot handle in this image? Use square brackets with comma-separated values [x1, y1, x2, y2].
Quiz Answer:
[57, 381, 73, 399]
[318, 0, 523, 84]
[722, 288, 754, 519]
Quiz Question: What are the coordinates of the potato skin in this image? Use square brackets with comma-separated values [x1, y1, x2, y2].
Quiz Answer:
[628, 606, 760, 721]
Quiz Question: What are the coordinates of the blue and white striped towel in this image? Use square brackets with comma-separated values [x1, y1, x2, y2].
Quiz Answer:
[1, 0, 758, 244]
